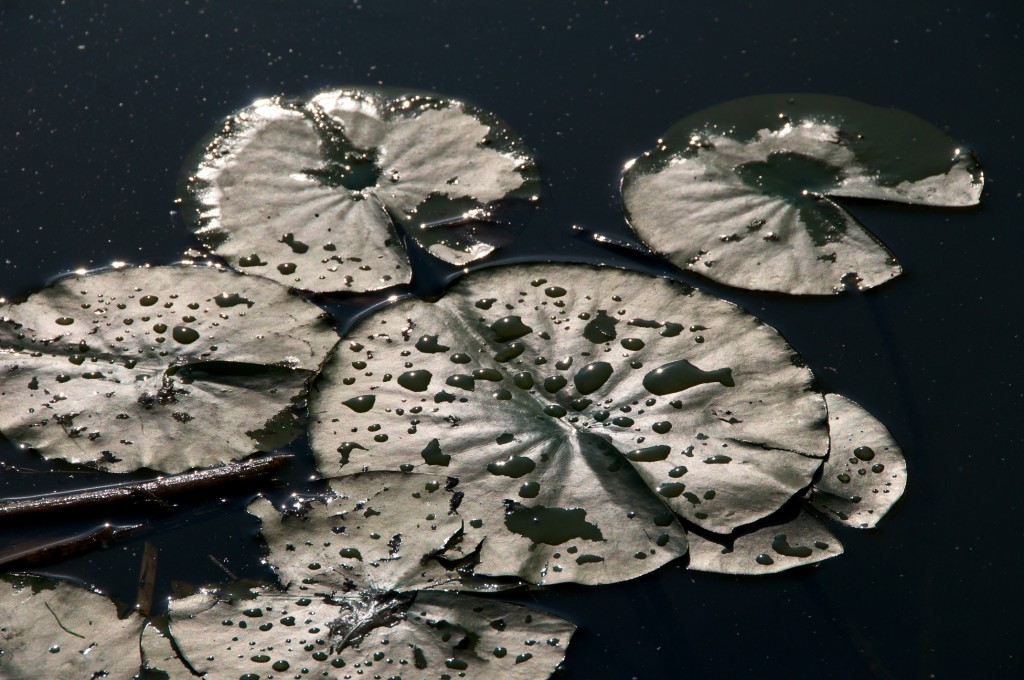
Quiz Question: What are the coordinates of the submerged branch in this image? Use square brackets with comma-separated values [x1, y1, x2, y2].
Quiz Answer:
[0, 523, 145, 570]
[0, 455, 291, 519]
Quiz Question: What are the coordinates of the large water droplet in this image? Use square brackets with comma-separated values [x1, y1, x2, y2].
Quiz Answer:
[513, 371, 534, 389]
[854, 446, 875, 461]
[397, 370, 432, 392]
[544, 404, 567, 418]
[415, 335, 450, 353]
[620, 337, 645, 351]
[657, 482, 685, 497]
[214, 292, 255, 308]
[573, 361, 613, 395]
[172, 326, 200, 344]
[771, 533, 813, 558]
[487, 456, 536, 478]
[504, 504, 604, 545]
[624, 445, 671, 462]
[642, 360, 734, 395]
[582, 310, 618, 343]
[491, 315, 533, 341]
[421, 438, 451, 466]
[494, 341, 525, 362]
[446, 374, 475, 391]
[280, 233, 310, 254]
[543, 375, 568, 393]
[519, 481, 541, 498]
[342, 395, 376, 413]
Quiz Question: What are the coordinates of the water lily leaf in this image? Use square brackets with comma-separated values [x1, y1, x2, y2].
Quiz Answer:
[0, 265, 337, 472]
[621, 94, 983, 294]
[808, 393, 907, 528]
[170, 472, 571, 677]
[185, 88, 537, 292]
[686, 507, 843, 575]
[309, 263, 830, 584]
[0, 577, 149, 679]
[140, 622, 193, 679]
[249, 472, 482, 593]
[167, 586, 573, 680]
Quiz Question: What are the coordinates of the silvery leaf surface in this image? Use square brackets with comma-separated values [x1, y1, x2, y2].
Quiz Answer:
[140, 621, 193, 679]
[250, 472, 482, 594]
[0, 577, 149, 679]
[622, 94, 983, 294]
[0, 265, 337, 472]
[166, 587, 574, 680]
[186, 88, 537, 292]
[809, 393, 907, 529]
[309, 264, 829, 584]
[686, 507, 843, 575]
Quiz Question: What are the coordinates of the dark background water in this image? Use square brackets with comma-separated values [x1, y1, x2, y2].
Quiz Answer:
[1, 1, 1022, 678]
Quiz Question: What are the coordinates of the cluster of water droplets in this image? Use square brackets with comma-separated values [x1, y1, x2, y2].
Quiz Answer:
[0, 265, 336, 471]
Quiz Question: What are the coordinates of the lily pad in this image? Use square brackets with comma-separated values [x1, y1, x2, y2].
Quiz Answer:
[248, 472, 486, 592]
[0, 265, 337, 472]
[165, 472, 574, 679]
[309, 263, 830, 584]
[621, 94, 983, 294]
[185, 88, 537, 292]
[686, 393, 905, 574]
[808, 393, 907, 528]
[167, 587, 573, 680]
[0, 577, 150, 679]
[140, 622, 192, 680]
[686, 507, 843, 575]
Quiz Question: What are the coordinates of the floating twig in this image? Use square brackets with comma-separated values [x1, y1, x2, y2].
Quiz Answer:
[207, 554, 240, 581]
[0, 455, 291, 519]
[135, 540, 159, 616]
[0, 523, 145, 570]
[44, 601, 85, 638]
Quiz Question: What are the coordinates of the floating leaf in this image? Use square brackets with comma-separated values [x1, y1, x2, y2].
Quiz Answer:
[686, 507, 843, 575]
[0, 265, 337, 472]
[685, 393, 905, 574]
[166, 472, 574, 679]
[621, 94, 983, 294]
[167, 587, 573, 680]
[808, 393, 907, 528]
[249, 472, 481, 592]
[140, 621, 192, 680]
[185, 88, 537, 292]
[309, 263, 830, 584]
[0, 577, 150, 678]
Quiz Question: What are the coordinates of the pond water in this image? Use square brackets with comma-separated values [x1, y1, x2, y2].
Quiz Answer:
[1, 2, 1022, 677]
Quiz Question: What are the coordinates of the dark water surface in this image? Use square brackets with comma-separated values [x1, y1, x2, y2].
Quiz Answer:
[1, 2, 1022, 678]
